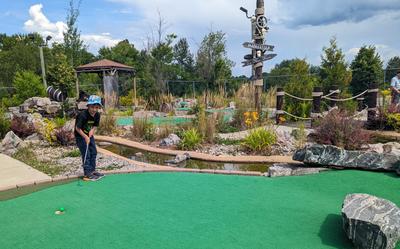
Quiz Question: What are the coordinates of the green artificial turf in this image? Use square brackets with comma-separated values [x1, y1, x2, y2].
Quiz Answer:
[0, 170, 399, 249]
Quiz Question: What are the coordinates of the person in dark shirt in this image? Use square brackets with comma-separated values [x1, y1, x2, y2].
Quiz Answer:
[75, 95, 104, 181]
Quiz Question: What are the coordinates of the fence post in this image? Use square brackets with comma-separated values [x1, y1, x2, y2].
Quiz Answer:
[276, 87, 284, 124]
[311, 86, 323, 126]
[357, 97, 365, 112]
[367, 83, 378, 125]
[329, 85, 340, 107]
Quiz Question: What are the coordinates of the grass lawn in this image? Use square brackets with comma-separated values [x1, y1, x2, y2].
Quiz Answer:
[0, 170, 399, 249]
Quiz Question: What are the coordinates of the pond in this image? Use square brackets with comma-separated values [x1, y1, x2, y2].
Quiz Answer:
[100, 144, 270, 173]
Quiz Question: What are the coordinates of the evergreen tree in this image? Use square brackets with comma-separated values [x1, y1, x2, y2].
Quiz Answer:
[350, 46, 383, 94]
[320, 37, 352, 93]
[385, 56, 400, 85]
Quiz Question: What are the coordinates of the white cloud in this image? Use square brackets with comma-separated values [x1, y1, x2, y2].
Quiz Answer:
[24, 4, 67, 42]
[81, 34, 120, 51]
[23, 4, 120, 51]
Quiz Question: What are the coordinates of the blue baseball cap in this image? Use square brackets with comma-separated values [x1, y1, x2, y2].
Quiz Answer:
[87, 95, 103, 107]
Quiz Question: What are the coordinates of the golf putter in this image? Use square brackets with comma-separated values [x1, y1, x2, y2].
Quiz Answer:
[77, 142, 89, 186]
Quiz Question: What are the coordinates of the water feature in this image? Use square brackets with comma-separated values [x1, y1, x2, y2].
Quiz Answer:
[101, 144, 270, 173]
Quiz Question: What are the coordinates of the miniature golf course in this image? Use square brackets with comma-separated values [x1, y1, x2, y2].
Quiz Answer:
[0, 170, 399, 249]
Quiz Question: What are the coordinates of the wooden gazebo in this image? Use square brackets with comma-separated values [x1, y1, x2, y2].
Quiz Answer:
[75, 59, 135, 109]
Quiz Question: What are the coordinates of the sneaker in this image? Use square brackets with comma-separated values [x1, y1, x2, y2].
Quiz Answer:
[83, 174, 100, 181]
[93, 171, 105, 178]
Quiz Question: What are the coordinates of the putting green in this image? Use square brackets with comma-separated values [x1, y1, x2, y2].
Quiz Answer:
[0, 171, 399, 249]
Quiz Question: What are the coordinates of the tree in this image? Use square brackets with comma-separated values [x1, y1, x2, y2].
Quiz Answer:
[63, 0, 86, 67]
[196, 31, 234, 91]
[98, 39, 139, 67]
[320, 37, 352, 93]
[173, 38, 195, 79]
[0, 33, 44, 90]
[385, 56, 400, 85]
[150, 33, 177, 94]
[284, 59, 318, 119]
[47, 53, 77, 96]
[266, 59, 296, 88]
[13, 71, 45, 102]
[350, 46, 383, 94]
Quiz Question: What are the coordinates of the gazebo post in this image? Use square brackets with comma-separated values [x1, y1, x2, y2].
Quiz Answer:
[75, 72, 80, 98]
[133, 77, 137, 107]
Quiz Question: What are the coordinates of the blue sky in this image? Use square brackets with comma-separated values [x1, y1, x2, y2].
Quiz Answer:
[1, 0, 400, 76]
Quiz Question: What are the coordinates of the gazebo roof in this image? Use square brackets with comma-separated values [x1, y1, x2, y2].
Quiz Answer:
[76, 59, 134, 73]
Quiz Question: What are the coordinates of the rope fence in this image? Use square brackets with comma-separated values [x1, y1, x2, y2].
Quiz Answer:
[276, 84, 379, 126]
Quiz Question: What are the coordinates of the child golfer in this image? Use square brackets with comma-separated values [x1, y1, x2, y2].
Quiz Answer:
[74, 95, 104, 181]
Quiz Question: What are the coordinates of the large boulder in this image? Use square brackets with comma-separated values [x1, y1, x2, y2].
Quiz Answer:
[266, 163, 329, 177]
[159, 134, 181, 147]
[0, 131, 26, 155]
[293, 144, 400, 172]
[342, 194, 400, 249]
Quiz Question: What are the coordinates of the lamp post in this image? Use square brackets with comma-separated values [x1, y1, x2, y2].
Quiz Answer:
[240, 0, 276, 113]
[29, 34, 52, 89]
[39, 35, 52, 89]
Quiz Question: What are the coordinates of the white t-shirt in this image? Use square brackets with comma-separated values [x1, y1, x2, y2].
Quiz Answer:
[391, 75, 400, 89]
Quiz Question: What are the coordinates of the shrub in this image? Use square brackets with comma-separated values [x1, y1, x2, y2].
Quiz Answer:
[11, 116, 35, 138]
[63, 149, 81, 158]
[242, 128, 277, 154]
[156, 124, 175, 140]
[98, 110, 117, 135]
[0, 108, 10, 139]
[53, 117, 67, 128]
[291, 122, 308, 149]
[131, 117, 154, 141]
[119, 91, 135, 106]
[13, 71, 46, 102]
[216, 112, 239, 133]
[386, 113, 400, 131]
[313, 109, 371, 150]
[41, 119, 57, 144]
[231, 107, 247, 130]
[55, 127, 75, 146]
[178, 128, 202, 150]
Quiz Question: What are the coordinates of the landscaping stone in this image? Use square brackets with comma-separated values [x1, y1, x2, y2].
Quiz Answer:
[8, 106, 20, 116]
[159, 134, 181, 147]
[165, 153, 190, 164]
[160, 103, 173, 113]
[45, 103, 61, 114]
[342, 193, 400, 249]
[135, 152, 144, 158]
[98, 142, 112, 147]
[266, 163, 328, 177]
[25, 133, 41, 142]
[293, 144, 400, 171]
[0, 131, 26, 156]
[35, 97, 51, 107]
[63, 120, 75, 133]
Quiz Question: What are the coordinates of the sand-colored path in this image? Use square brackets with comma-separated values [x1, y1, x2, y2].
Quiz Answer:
[0, 153, 52, 191]
[95, 135, 296, 164]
